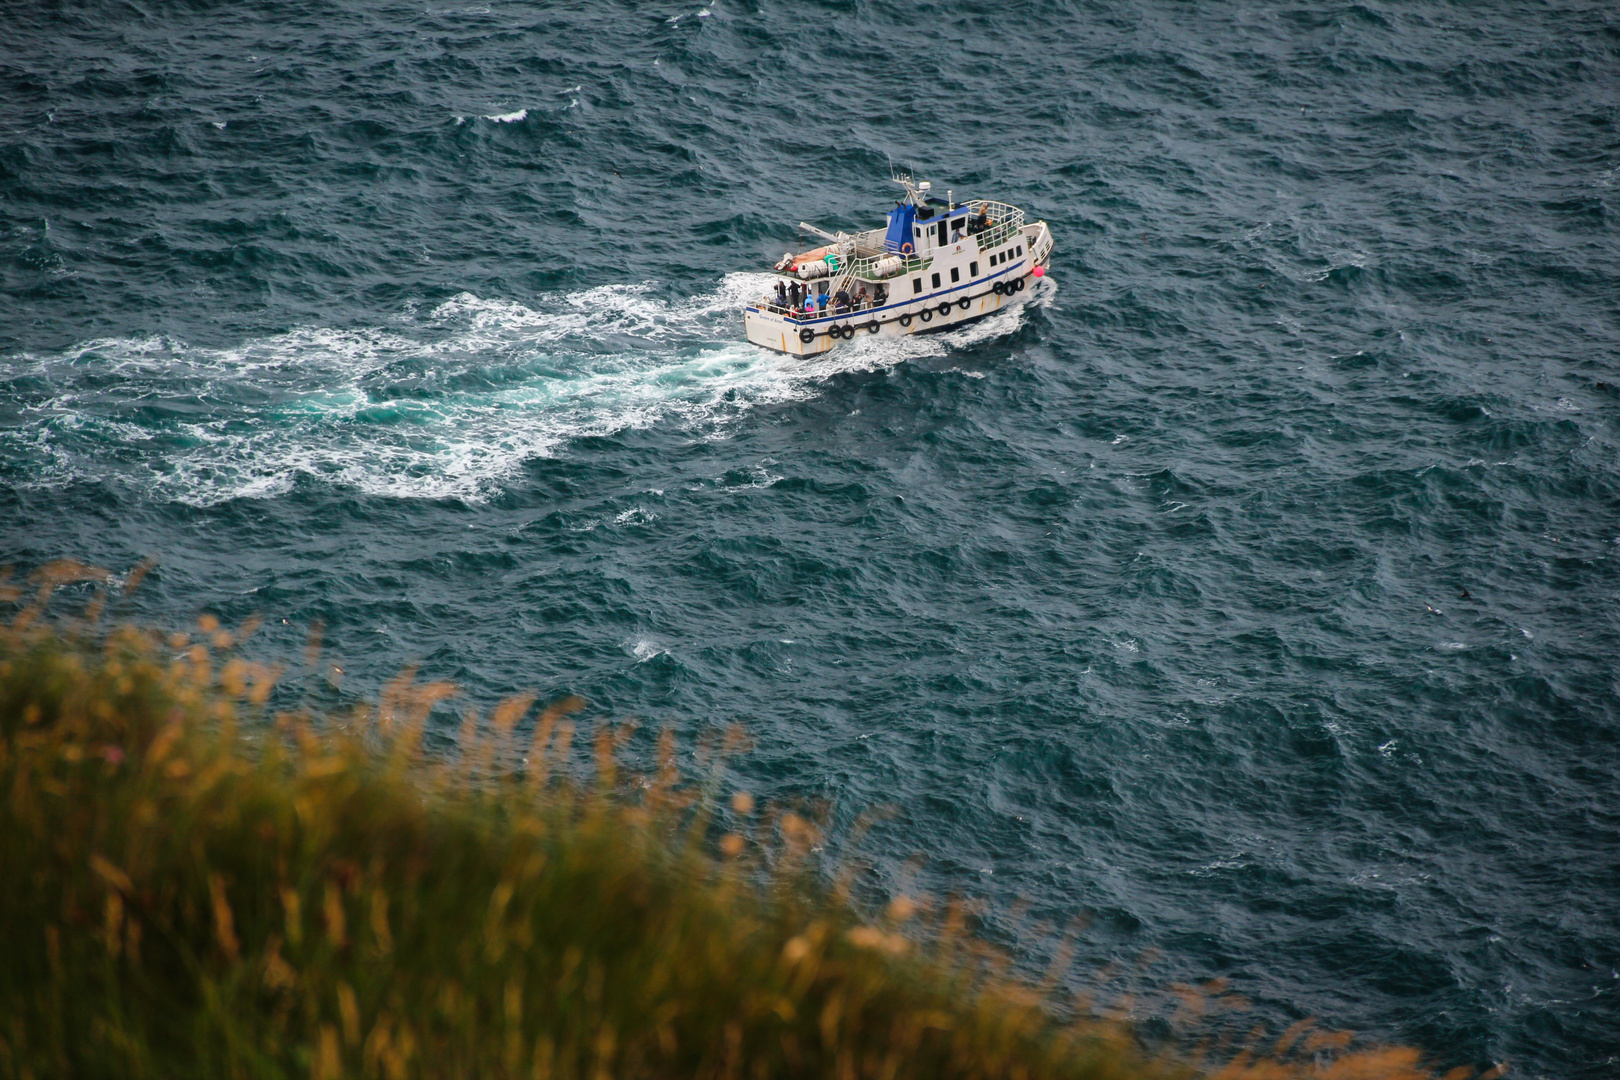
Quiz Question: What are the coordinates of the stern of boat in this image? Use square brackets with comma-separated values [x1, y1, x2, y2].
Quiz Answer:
[744, 306, 832, 356]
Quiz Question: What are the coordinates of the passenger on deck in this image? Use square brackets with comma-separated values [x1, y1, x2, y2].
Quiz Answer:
[775, 281, 788, 309]
[790, 280, 802, 309]
[817, 291, 828, 313]
[834, 288, 851, 313]
[970, 205, 991, 234]
[873, 283, 887, 306]
[855, 284, 869, 309]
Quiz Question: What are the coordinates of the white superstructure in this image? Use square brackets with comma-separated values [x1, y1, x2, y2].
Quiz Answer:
[743, 177, 1054, 355]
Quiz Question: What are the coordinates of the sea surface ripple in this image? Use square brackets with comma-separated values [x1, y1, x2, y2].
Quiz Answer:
[3, 2, 1618, 1074]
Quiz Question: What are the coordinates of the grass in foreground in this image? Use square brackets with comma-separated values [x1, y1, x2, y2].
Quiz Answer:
[0, 565, 1489, 1080]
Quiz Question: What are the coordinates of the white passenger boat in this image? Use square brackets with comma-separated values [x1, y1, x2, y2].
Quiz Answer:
[743, 176, 1053, 355]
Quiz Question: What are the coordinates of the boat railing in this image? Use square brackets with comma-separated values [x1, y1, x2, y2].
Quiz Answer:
[843, 250, 934, 282]
[962, 201, 1025, 251]
[755, 296, 891, 321]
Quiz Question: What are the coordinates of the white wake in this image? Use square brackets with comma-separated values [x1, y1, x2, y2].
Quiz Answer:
[1, 274, 1046, 505]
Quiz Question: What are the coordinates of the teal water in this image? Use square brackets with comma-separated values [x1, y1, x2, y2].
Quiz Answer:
[3, 2, 1618, 1073]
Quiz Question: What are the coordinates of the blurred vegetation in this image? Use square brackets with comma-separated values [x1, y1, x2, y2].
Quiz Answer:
[0, 560, 1494, 1080]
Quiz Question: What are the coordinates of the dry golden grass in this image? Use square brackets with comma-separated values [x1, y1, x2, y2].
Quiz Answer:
[0, 562, 1494, 1080]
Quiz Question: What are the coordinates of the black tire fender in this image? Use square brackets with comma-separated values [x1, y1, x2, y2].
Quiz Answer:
[799, 328, 815, 344]
[899, 313, 913, 327]
[957, 297, 971, 311]
[865, 321, 879, 334]
[937, 302, 952, 317]
[992, 281, 1005, 296]
[1015, 276, 1026, 292]
[919, 308, 933, 323]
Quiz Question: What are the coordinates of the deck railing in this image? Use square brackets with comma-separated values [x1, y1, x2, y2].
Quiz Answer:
[961, 201, 1025, 252]
[843, 250, 934, 281]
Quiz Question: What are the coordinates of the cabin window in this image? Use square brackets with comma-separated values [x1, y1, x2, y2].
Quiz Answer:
[912, 277, 923, 294]
[931, 272, 940, 289]
[950, 267, 960, 283]
[969, 261, 978, 276]
[937, 220, 948, 247]
[1016, 244, 1022, 256]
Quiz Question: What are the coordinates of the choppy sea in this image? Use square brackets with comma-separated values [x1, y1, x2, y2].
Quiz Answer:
[3, 1, 1618, 1074]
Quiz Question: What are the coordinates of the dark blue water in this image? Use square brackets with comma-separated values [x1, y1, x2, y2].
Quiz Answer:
[4, 1, 1618, 1073]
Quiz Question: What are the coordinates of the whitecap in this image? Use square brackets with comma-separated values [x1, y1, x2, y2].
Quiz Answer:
[628, 638, 666, 663]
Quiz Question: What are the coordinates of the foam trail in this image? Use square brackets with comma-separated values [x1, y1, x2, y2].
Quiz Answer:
[0, 275, 1041, 506]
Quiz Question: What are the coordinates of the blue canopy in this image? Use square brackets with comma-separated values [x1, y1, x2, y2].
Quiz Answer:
[884, 203, 917, 253]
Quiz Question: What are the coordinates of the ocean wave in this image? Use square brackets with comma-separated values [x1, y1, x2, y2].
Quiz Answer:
[454, 108, 528, 125]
